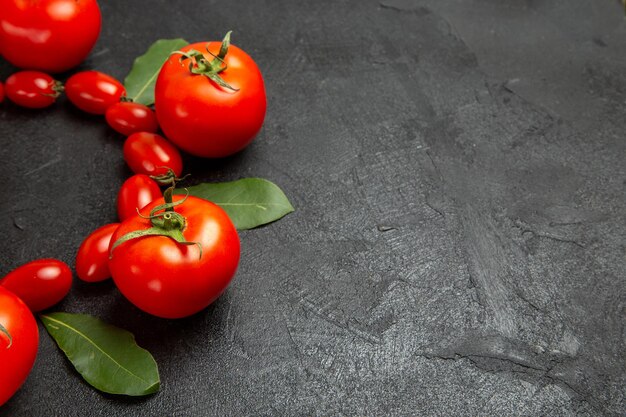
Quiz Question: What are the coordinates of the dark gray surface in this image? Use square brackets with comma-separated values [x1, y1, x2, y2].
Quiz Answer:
[1, 0, 624, 415]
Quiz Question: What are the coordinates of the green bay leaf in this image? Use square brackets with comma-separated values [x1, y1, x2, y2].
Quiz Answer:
[40, 312, 160, 396]
[177, 178, 294, 230]
[124, 38, 188, 105]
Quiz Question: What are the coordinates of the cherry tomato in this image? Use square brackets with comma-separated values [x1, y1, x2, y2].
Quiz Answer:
[0, 0, 101, 73]
[105, 102, 158, 136]
[117, 174, 161, 221]
[155, 36, 266, 158]
[109, 195, 240, 318]
[65, 71, 125, 114]
[123, 132, 183, 178]
[5, 71, 62, 109]
[0, 81, 5, 103]
[0, 287, 38, 406]
[0, 259, 72, 312]
[75, 223, 119, 282]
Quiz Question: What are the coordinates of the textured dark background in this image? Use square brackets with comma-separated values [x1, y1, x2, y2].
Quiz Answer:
[1, 0, 625, 415]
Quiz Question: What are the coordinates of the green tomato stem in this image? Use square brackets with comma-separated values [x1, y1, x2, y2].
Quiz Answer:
[170, 31, 239, 91]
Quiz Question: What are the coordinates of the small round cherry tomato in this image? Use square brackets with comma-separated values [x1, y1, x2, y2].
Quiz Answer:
[155, 34, 266, 158]
[0, 287, 38, 406]
[75, 223, 120, 282]
[65, 71, 125, 114]
[123, 132, 183, 178]
[109, 195, 240, 318]
[105, 102, 158, 136]
[0, 81, 5, 103]
[117, 174, 161, 221]
[0, 259, 72, 312]
[5, 71, 62, 109]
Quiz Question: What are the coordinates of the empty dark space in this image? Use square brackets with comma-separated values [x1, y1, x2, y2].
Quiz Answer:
[1, 0, 624, 415]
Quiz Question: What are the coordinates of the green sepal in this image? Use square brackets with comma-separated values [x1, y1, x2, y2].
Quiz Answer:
[150, 169, 189, 187]
[170, 31, 239, 92]
[109, 189, 202, 259]
[205, 72, 237, 91]
[0, 323, 12, 348]
[217, 31, 232, 60]
[109, 225, 202, 260]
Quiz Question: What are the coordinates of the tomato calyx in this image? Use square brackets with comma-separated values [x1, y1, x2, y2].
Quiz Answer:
[171, 31, 239, 91]
[0, 323, 12, 349]
[110, 186, 203, 259]
[48, 80, 64, 98]
[150, 168, 189, 187]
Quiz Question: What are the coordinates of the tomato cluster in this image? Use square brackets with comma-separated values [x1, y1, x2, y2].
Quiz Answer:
[2, 0, 267, 405]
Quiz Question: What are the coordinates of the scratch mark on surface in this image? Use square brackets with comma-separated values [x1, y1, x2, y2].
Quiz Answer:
[24, 156, 62, 176]
[89, 48, 110, 58]
[300, 298, 382, 345]
[532, 232, 585, 249]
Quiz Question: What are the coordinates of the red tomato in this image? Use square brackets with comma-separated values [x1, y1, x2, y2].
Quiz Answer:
[117, 174, 161, 221]
[109, 195, 240, 318]
[65, 71, 125, 114]
[0, 81, 5, 103]
[123, 132, 183, 178]
[105, 102, 158, 136]
[0, 259, 72, 312]
[75, 223, 119, 282]
[155, 37, 266, 158]
[0, 0, 101, 73]
[0, 287, 38, 406]
[5, 71, 62, 109]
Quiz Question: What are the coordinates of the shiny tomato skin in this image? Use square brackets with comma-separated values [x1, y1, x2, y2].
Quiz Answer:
[105, 102, 158, 136]
[75, 223, 119, 282]
[0, 287, 38, 406]
[117, 174, 161, 221]
[0, 0, 101, 73]
[0, 259, 72, 312]
[65, 71, 125, 114]
[123, 132, 183, 177]
[5, 71, 60, 108]
[109, 195, 240, 318]
[155, 42, 266, 158]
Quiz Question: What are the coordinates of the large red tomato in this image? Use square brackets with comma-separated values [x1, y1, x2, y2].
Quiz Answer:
[155, 34, 266, 158]
[109, 195, 240, 318]
[0, 287, 39, 406]
[0, 0, 101, 73]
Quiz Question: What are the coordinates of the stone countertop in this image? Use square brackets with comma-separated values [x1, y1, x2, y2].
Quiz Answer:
[1, 0, 624, 415]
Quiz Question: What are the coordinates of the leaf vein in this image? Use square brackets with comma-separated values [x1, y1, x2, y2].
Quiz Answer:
[130, 71, 158, 102]
[42, 315, 153, 387]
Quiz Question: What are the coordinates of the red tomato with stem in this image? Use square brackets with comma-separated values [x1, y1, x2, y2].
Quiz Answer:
[105, 102, 158, 136]
[109, 194, 240, 318]
[75, 223, 119, 282]
[0, 287, 38, 406]
[117, 174, 161, 221]
[155, 32, 266, 158]
[123, 132, 183, 178]
[0, 0, 101, 73]
[0, 259, 72, 312]
[5, 71, 62, 109]
[65, 71, 125, 114]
